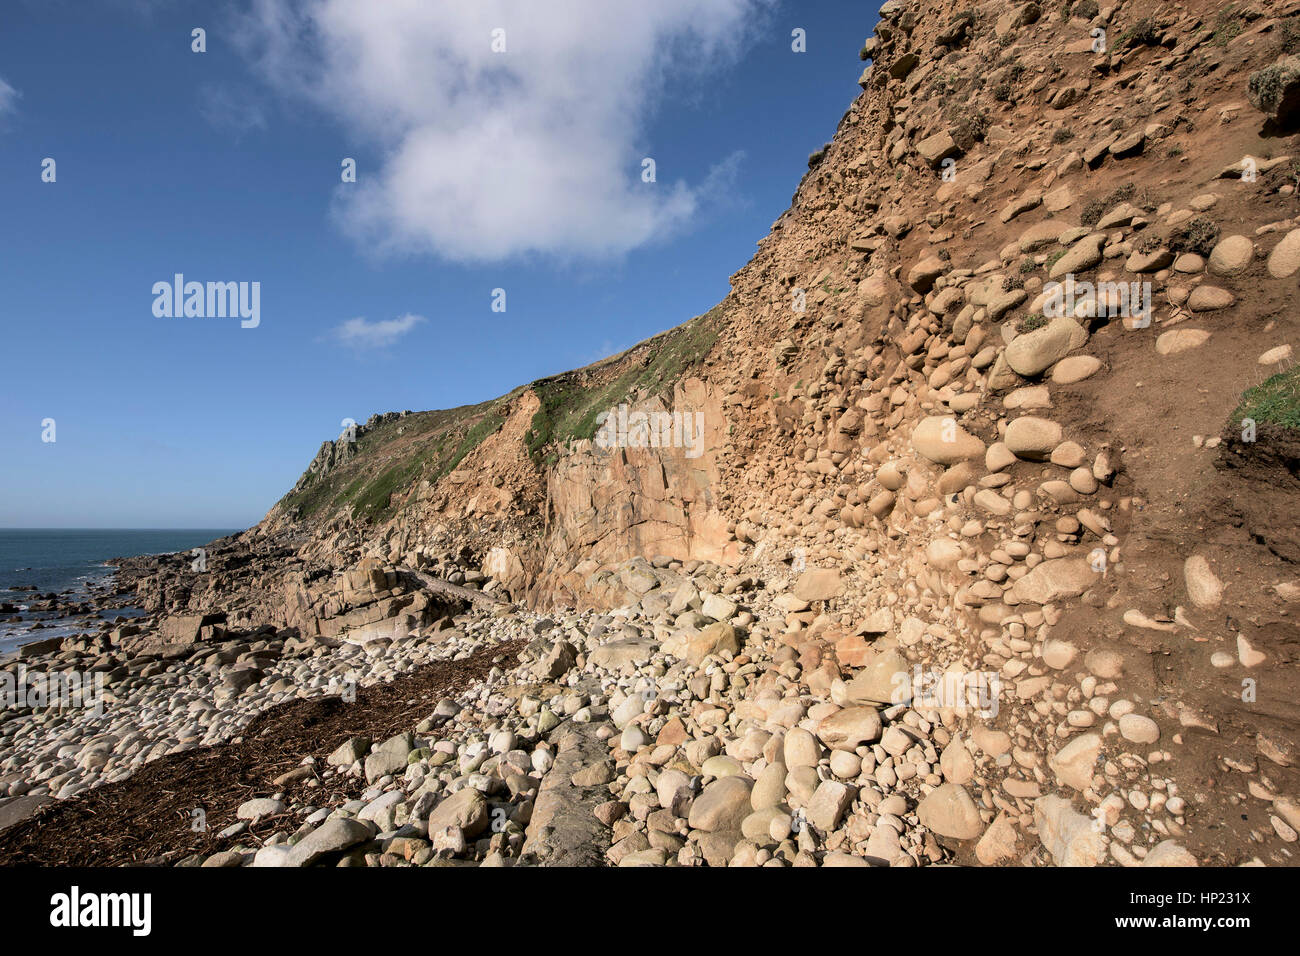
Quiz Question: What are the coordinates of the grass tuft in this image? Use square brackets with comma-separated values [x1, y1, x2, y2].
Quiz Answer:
[1233, 366, 1300, 430]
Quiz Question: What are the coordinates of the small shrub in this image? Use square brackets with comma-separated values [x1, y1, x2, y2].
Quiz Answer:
[1019, 258, 1037, 274]
[950, 109, 991, 150]
[1118, 18, 1160, 50]
[1250, 64, 1292, 116]
[1018, 314, 1049, 333]
[1208, 6, 1244, 48]
[1080, 198, 1107, 227]
[1109, 183, 1136, 204]
[994, 82, 1013, 101]
[1138, 234, 1163, 254]
[1081, 183, 1138, 226]
[1052, 128, 1075, 144]
[1280, 17, 1300, 55]
[1169, 217, 1221, 257]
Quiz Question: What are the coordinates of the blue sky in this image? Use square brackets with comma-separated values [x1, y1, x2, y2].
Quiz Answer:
[0, 0, 879, 529]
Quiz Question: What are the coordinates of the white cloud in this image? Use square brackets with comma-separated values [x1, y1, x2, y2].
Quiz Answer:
[0, 77, 19, 119]
[235, 0, 770, 262]
[331, 312, 425, 349]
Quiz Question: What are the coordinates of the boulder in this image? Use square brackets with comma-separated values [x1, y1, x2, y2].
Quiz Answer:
[1034, 795, 1104, 866]
[681, 621, 740, 664]
[916, 131, 960, 168]
[1049, 733, 1101, 791]
[1155, 329, 1210, 355]
[792, 569, 842, 602]
[1267, 228, 1300, 278]
[815, 706, 883, 751]
[1005, 416, 1063, 460]
[1208, 235, 1253, 276]
[284, 817, 373, 867]
[911, 416, 986, 465]
[1010, 557, 1096, 604]
[1005, 318, 1088, 377]
[428, 787, 489, 838]
[1183, 555, 1223, 610]
[844, 648, 910, 705]
[1050, 234, 1106, 279]
[688, 776, 753, 832]
[917, 784, 982, 839]
[364, 732, 414, 782]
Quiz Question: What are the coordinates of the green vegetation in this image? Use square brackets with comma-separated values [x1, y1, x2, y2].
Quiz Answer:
[1207, 6, 1244, 48]
[277, 302, 725, 524]
[1233, 367, 1300, 430]
[351, 456, 427, 524]
[523, 307, 722, 463]
[278, 400, 509, 524]
[1017, 314, 1049, 334]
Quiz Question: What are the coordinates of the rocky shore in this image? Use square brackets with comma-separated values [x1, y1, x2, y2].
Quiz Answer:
[0, 540, 1261, 868]
[5, 0, 1300, 868]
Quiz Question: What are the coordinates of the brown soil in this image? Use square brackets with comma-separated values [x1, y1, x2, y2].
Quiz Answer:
[1050, 325, 1300, 865]
[0, 639, 524, 867]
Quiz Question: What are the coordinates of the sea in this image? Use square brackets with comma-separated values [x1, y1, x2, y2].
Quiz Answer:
[0, 529, 239, 656]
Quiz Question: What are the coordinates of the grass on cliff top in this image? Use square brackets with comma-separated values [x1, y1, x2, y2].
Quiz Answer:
[1233, 366, 1300, 430]
[278, 401, 509, 524]
[523, 306, 722, 462]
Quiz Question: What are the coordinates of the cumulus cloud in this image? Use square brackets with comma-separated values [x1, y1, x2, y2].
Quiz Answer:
[331, 312, 425, 349]
[234, 0, 770, 262]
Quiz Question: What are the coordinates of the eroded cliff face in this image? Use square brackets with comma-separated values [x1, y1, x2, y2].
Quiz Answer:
[534, 377, 742, 608]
